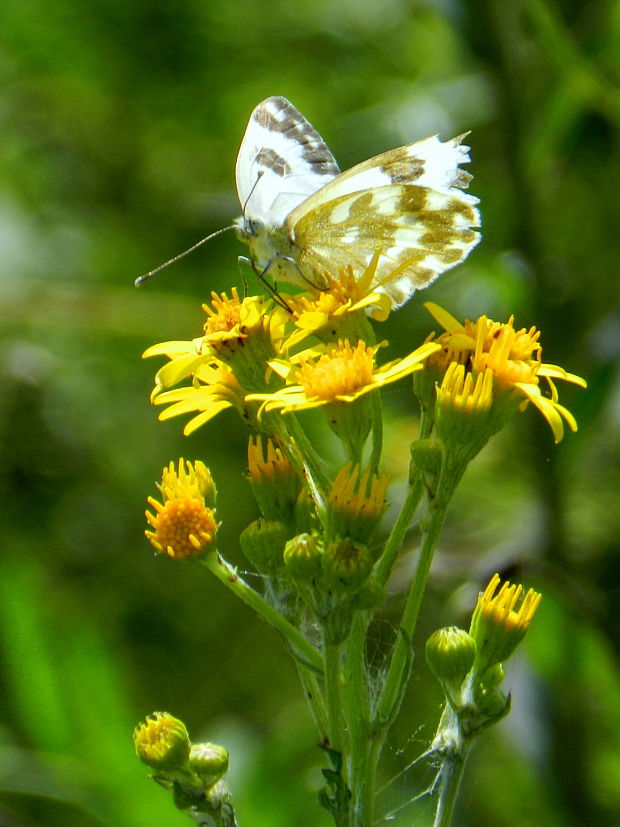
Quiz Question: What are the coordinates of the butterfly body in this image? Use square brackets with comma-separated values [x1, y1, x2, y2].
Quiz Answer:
[235, 96, 480, 307]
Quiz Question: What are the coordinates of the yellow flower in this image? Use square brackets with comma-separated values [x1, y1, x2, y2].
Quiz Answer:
[145, 460, 218, 559]
[425, 302, 586, 442]
[285, 253, 392, 348]
[469, 573, 542, 673]
[429, 362, 503, 482]
[152, 362, 246, 435]
[199, 291, 289, 367]
[249, 339, 440, 414]
[436, 362, 494, 416]
[143, 338, 216, 398]
[143, 292, 290, 433]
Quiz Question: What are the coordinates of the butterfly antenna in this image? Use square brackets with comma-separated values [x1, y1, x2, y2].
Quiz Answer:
[242, 172, 264, 218]
[135, 225, 236, 286]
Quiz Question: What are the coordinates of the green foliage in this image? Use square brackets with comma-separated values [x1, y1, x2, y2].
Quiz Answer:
[0, 0, 619, 824]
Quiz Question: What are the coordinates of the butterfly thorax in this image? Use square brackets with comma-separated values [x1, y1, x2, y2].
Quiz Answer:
[235, 215, 304, 285]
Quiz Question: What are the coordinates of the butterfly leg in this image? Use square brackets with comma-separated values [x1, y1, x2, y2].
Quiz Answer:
[237, 255, 292, 312]
[277, 255, 326, 293]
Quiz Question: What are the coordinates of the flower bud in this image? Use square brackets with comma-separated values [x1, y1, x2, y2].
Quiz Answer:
[133, 711, 191, 772]
[410, 438, 443, 491]
[247, 436, 300, 523]
[283, 533, 323, 581]
[322, 538, 371, 591]
[469, 574, 541, 674]
[326, 463, 388, 547]
[189, 742, 229, 789]
[240, 519, 288, 574]
[426, 627, 476, 690]
[472, 680, 510, 719]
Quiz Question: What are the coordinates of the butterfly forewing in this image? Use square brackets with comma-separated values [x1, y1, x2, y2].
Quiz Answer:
[235, 96, 340, 227]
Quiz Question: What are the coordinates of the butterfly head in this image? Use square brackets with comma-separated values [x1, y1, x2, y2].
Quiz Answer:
[234, 214, 265, 243]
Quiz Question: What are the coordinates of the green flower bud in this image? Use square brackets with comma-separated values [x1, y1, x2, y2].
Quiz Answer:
[247, 436, 301, 523]
[410, 438, 443, 476]
[322, 538, 371, 591]
[426, 627, 476, 689]
[189, 742, 229, 789]
[283, 532, 323, 581]
[240, 518, 288, 574]
[133, 711, 191, 772]
[472, 680, 510, 719]
[410, 438, 444, 492]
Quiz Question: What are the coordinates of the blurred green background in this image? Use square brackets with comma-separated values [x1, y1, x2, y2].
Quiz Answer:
[1, 0, 618, 824]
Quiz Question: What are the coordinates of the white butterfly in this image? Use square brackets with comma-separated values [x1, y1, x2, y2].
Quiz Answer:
[234, 96, 480, 309]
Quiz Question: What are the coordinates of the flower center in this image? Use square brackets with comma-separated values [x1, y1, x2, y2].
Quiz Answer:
[297, 341, 375, 400]
[151, 498, 217, 559]
[203, 290, 243, 335]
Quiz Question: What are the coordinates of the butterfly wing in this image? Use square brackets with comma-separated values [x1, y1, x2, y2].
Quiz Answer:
[289, 181, 481, 308]
[286, 134, 477, 219]
[235, 96, 340, 228]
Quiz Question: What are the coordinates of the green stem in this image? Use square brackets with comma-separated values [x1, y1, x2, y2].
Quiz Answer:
[343, 613, 373, 826]
[368, 390, 383, 474]
[433, 740, 471, 827]
[323, 634, 346, 755]
[374, 473, 425, 588]
[278, 413, 332, 504]
[374, 485, 451, 729]
[295, 660, 329, 740]
[202, 552, 322, 673]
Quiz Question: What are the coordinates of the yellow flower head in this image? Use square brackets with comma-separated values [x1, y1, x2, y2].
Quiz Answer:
[203, 288, 243, 335]
[469, 573, 542, 673]
[134, 711, 191, 771]
[286, 254, 392, 348]
[249, 338, 440, 414]
[199, 290, 289, 366]
[145, 460, 218, 559]
[247, 435, 293, 484]
[436, 362, 494, 416]
[143, 292, 290, 435]
[425, 302, 586, 442]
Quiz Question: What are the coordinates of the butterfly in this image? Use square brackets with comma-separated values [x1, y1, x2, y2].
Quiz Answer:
[234, 96, 480, 309]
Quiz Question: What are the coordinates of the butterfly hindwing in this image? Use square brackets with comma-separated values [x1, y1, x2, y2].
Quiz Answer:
[290, 183, 480, 307]
[285, 134, 476, 224]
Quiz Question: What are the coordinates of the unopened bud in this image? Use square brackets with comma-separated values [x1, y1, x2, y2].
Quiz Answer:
[283, 533, 323, 580]
[322, 538, 371, 591]
[189, 742, 229, 789]
[240, 519, 288, 574]
[426, 627, 476, 689]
